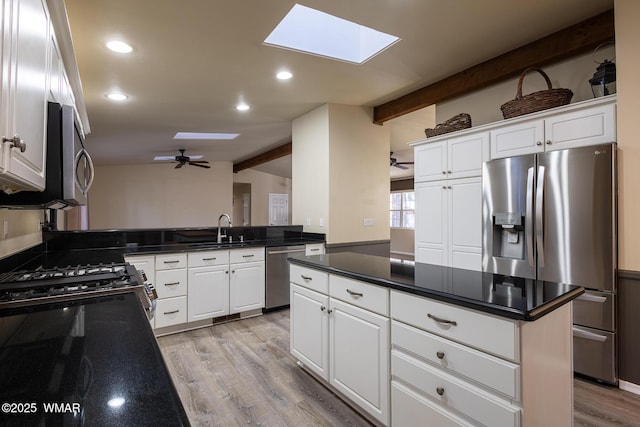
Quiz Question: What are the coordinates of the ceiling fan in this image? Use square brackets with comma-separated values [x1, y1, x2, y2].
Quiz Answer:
[154, 149, 210, 169]
[390, 152, 414, 170]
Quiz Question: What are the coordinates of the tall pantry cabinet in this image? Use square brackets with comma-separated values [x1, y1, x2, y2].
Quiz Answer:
[413, 132, 489, 271]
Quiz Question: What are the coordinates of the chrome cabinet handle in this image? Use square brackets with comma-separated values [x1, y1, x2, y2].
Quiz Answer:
[536, 141, 543, 146]
[346, 289, 363, 297]
[3, 135, 26, 152]
[447, 170, 452, 174]
[163, 310, 180, 315]
[327, 309, 333, 314]
[301, 275, 312, 280]
[546, 140, 552, 145]
[436, 351, 445, 360]
[436, 387, 445, 396]
[441, 171, 446, 175]
[164, 282, 180, 286]
[427, 313, 457, 326]
[164, 260, 180, 264]
[242, 254, 254, 258]
[309, 248, 320, 252]
[202, 257, 217, 261]
[442, 186, 447, 189]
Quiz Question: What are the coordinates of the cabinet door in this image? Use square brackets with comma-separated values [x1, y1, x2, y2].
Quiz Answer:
[1, 0, 49, 191]
[290, 283, 329, 381]
[229, 261, 265, 313]
[329, 297, 389, 426]
[449, 177, 482, 271]
[188, 265, 229, 321]
[414, 141, 447, 182]
[447, 132, 489, 179]
[544, 102, 616, 151]
[415, 181, 447, 265]
[490, 119, 544, 159]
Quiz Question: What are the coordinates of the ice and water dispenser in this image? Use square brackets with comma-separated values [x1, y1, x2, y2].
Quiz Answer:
[492, 212, 526, 260]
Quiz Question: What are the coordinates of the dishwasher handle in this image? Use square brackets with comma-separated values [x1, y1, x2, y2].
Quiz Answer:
[267, 247, 306, 255]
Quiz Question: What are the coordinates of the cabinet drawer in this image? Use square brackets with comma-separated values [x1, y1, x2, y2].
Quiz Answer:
[188, 250, 229, 267]
[330, 275, 389, 316]
[305, 243, 325, 256]
[391, 291, 518, 361]
[230, 247, 264, 263]
[155, 296, 187, 328]
[155, 253, 187, 270]
[155, 269, 188, 298]
[124, 255, 155, 284]
[391, 381, 473, 427]
[392, 321, 520, 400]
[392, 352, 520, 427]
[290, 264, 328, 294]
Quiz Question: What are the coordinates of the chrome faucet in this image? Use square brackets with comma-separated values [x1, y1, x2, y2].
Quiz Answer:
[217, 214, 232, 243]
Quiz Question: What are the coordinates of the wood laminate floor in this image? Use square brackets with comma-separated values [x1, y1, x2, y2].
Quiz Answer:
[157, 310, 640, 427]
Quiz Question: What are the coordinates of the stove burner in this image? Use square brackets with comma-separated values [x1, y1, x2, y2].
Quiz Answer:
[0, 263, 143, 306]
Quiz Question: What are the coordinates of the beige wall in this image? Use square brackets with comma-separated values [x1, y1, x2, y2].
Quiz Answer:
[233, 169, 292, 225]
[88, 162, 233, 229]
[292, 104, 389, 245]
[390, 228, 414, 256]
[0, 209, 43, 258]
[615, 0, 640, 271]
[292, 104, 330, 234]
[436, 48, 615, 126]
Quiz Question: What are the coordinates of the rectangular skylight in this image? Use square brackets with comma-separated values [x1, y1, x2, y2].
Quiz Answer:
[264, 4, 400, 64]
[173, 132, 239, 140]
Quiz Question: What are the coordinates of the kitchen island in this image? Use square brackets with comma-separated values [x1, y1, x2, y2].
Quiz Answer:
[288, 252, 584, 427]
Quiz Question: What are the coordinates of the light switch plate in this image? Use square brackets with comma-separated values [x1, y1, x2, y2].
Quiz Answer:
[363, 218, 374, 226]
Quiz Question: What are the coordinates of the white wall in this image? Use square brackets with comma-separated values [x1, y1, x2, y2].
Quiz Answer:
[292, 104, 389, 245]
[292, 104, 330, 234]
[233, 168, 292, 226]
[88, 162, 233, 229]
[436, 48, 616, 126]
[0, 209, 43, 258]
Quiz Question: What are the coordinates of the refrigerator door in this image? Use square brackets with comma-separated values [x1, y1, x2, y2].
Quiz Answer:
[482, 154, 536, 279]
[537, 144, 616, 291]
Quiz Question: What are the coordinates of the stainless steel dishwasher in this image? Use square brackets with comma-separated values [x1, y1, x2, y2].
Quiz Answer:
[265, 245, 306, 310]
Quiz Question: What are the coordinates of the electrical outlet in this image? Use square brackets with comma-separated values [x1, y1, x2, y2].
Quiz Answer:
[363, 218, 374, 226]
[306, 218, 311, 226]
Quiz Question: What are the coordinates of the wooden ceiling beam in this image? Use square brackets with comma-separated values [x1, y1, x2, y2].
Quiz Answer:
[233, 142, 292, 173]
[373, 9, 615, 125]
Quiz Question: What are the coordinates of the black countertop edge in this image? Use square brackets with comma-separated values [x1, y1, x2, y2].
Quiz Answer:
[288, 257, 584, 322]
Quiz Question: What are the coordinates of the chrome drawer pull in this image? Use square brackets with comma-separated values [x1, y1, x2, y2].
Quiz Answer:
[346, 289, 363, 297]
[202, 257, 217, 261]
[427, 313, 457, 326]
[436, 387, 445, 396]
[163, 260, 180, 264]
[309, 248, 320, 251]
[436, 351, 445, 360]
[242, 254, 255, 258]
[301, 275, 313, 280]
[164, 310, 180, 315]
[164, 282, 180, 286]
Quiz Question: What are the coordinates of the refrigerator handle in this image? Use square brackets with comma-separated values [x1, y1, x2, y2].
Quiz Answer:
[525, 167, 535, 267]
[536, 166, 545, 267]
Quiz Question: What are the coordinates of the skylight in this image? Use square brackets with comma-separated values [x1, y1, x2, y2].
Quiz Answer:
[173, 132, 239, 140]
[264, 4, 400, 64]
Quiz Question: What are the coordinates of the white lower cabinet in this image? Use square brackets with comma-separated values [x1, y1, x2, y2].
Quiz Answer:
[188, 264, 229, 321]
[230, 261, 265, 313]
[290, 265, 389, 426]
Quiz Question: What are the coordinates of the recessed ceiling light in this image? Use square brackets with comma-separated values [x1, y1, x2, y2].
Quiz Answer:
[236, 103, 250, 111]
[106, 40, 133, 53]
[173, 132, 239, 140]
[106, 93, 128, 101]
[276, 71, 293, 80]
[264, 4, 400, 64]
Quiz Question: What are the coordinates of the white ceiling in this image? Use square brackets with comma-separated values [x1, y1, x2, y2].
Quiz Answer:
[64, 0, 613, 177]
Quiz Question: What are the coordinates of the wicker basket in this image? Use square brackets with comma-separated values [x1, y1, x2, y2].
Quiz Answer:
[500, 68, 573, 119]
[425, 113, 471, 138]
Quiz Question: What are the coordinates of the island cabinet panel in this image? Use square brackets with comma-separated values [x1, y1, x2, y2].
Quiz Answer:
[290, 264, 328, 294]
[391, 290, 518, 362]
[329, 274, 389, 316]
[290, 283, 329, 381]
[329, 298, 389, 425]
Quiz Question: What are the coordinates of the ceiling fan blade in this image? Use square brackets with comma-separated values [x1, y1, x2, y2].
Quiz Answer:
[175, 163, 183, 169]
[396, 162, 414, 165]
[393, 164, 409, 170]
[154, 156, 177, 161]
[189, 160, 209, 164]
[190, 162, 211, 169]
[187, 155, 204, 160]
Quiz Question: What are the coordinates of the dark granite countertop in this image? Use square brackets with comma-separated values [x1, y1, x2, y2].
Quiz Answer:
[288, 252, 584, 321]
[0, 292, 189, 426]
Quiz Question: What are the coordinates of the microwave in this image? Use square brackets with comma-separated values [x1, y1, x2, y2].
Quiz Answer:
[0, 102, 94, 209]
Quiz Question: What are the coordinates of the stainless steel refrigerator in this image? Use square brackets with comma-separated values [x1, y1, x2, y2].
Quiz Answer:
[482, 143, 617, 384]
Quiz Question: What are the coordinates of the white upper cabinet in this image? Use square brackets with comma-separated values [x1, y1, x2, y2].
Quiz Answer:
[0, 0, 50, 192]
[414, 132, 489, 183]
[490, 96, 616, 159]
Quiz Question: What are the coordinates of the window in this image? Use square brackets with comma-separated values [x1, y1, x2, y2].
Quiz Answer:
[390, 191, 415, 228]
